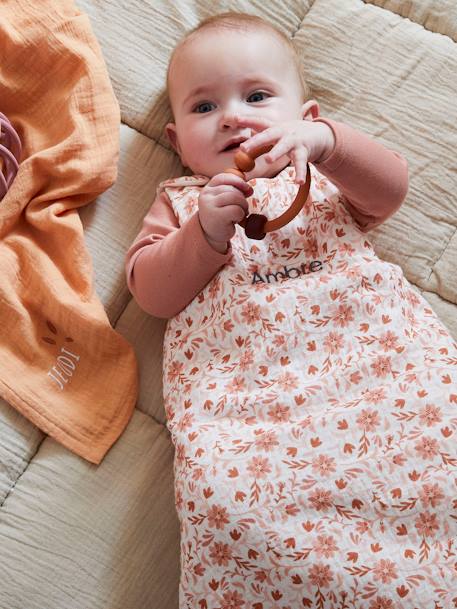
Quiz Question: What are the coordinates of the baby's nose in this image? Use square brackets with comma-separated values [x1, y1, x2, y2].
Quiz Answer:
[219, 108, 240, 130]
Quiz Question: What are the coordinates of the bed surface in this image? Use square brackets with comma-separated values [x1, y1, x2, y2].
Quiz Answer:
[0, 1, 455, 607]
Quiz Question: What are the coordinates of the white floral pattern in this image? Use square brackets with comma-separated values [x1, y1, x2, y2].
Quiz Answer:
[161, 166, 457, 609]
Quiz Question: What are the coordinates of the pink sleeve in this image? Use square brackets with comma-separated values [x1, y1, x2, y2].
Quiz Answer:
[313, 117, 409, 232]
[125, 190, 231, 318]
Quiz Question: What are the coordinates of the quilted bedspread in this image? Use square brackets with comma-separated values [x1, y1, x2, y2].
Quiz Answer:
[0, 1, 456, 608]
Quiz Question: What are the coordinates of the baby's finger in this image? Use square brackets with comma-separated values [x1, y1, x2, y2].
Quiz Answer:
[213, 191, 249, 216]
[290, 147, 309, 184]
[240, 126, 282, 154]
[209, 172, 253, 197]
[263, 136, 296, 163]
[233, 115, 273, 132]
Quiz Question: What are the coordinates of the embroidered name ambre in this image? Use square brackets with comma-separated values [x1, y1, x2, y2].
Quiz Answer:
[252, 260, 323, 284]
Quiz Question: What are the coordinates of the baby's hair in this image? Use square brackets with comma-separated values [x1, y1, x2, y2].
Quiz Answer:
[167, 11, 310, 102]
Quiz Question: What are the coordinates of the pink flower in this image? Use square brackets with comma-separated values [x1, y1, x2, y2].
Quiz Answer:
[415, 511, 440, 537]
[378, 330, 400, 352]
[313, 535, 338, 558]
[356, 408, 381, 432]
[267, 403, 291, 422]
[311, 454, 336, 477]
[419, 483, 445, 508]
[308, 488, 333, 511]
[247, 456, 272, 479]
[207, 504, 230, 530]
[308, 562, 334, 587]
[331, 304, 354, 328]
[418, 403, 442, 427]
[255, 430, 279, 452]
[370, 355, 392, 378]
[372, 559, 398, 584]
[323, 331, 344, 354]
[241, 302, 261, 324]
[414, 436, 439, 460]
[220, 589, 245, 609]
[209, 542, 232, 566]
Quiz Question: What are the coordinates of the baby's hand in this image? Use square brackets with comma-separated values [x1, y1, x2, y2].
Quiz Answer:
[198, 173, 253, 253]
[237, 116, 336, 184]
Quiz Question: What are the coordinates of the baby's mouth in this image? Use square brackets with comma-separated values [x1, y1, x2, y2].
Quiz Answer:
[222, 137, 247, 152]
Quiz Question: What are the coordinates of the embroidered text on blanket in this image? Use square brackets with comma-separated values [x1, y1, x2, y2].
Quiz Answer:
[252, 260, 323, 284]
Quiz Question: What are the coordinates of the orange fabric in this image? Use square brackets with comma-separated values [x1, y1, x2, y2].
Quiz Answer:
[0, 1, 138, 463]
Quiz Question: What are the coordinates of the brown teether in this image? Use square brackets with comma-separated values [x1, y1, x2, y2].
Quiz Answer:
[224, 145, 311, 240]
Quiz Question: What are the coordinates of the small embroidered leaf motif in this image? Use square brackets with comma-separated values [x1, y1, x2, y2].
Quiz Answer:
[235, 336, 244, 347]
[408, 470, 420, 481]
[235, 491, 246, 503]
[441, 427, 453, 438]
[442, 374, 452, 384]
[280, 356, 290, 366]
[42, 337, 56, 345]
[382, 315, 391, 324]
[344, 443, 354, 454]
[253, 603, 263, 609]
[352, 499, 364, 510]
[310, 437, 321, 447]
[307, 340, 316, 351]
[359, 323, 369, 332]
[187, 501, 195, 512]
[203, 487, 213, 498]
[370, 543, 382, 552]
[64, 337, 74, 342]
[228, 468, 238, 478]
[188, 432, 197, 442]
[310, 305, 320, 315]
[184, 399, 192, 409]
[450, 394, 457, 404]
[396, 585, 409, 598]
[391, 488, 402, 499]
[397, 524, 408, 535]
[302, 599, 312, 608]
[338, 419, 348, 430]
[294, 394, 305, 405]
[308, 365, 318, 375]
[208, 579, 219, 591]
[271, 590, 282, 601]
[230, 529, 241, 540]
[417, 389, 427, 398]
[46, 321, 57, 334]
[287, 446, 297, 457]
[259, 365, 268, 376]
[223, 320, 234, 332]
[184, 349, 193, 360]
[291, 574, 302, 584]
[404, 549, 415, 559]
[347, 552, 358, 563]
[335, 479, 347, 489]
[284, 537, 296, 548]
[198, 599, 207, 609]
[248, 548, 259, 559]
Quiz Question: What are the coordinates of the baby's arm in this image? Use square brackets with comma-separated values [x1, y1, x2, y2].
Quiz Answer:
[313, 117, 409, 232]
[125, 190, 231, 318]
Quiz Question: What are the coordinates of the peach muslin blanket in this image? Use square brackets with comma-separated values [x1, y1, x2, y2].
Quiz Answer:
[0, 1, 138, 463]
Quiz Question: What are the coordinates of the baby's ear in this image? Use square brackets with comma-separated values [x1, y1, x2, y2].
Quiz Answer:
[301, 99, 320, 121]
[165, 122, 181, 155]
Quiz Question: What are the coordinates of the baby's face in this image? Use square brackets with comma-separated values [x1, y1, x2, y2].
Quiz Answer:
[166, 28, 305, 179]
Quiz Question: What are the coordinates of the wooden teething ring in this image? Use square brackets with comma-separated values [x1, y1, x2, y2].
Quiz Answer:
[224, 144, 311, 240]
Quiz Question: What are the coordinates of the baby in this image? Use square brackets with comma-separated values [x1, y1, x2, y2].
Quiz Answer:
[126, 12, 457, 609]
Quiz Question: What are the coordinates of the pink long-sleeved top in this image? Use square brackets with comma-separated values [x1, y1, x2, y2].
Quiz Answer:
[125, 117, 408, 319]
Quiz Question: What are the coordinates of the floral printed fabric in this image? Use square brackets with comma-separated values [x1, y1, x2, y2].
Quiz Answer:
[161, 166, 457, 609]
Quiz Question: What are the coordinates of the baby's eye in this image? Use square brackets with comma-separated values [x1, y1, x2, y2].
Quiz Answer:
[247, 91, 269, 103]
[193, 101, 215, 113]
